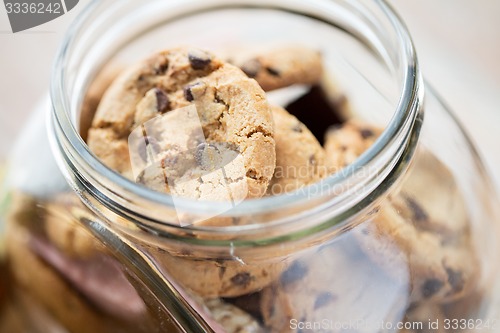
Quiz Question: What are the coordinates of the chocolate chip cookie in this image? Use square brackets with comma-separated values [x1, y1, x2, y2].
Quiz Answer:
[356, 201, 478, 304]
[324, 121, 478, 304]
[259, 240, 407, 332]
[267, 105, 327, 195]
[88, 47, 276, 199]
[233, 46, 323, 91]
[147, 246, 289, 298]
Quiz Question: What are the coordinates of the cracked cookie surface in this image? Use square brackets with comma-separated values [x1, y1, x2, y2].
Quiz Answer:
[88, 48, 276, 199]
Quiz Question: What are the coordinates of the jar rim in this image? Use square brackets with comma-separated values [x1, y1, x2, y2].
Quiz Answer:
[50, 0, 423, 236]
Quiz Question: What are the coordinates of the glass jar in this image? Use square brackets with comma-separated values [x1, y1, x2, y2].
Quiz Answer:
[1, 0, 499, 332]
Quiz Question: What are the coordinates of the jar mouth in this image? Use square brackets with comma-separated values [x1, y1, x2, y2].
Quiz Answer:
[50, 0, 422, 236]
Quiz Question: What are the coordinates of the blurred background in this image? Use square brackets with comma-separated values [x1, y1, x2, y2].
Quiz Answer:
[1, 0, 499, 188]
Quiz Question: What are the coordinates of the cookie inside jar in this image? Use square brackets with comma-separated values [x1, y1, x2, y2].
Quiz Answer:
[63, 43, 481, 333]
[0, 42, 482, 333]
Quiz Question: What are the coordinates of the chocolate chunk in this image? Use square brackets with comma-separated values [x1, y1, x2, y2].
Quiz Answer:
[266, 67, 280, 77]
[153, 62, 169, 75]
[230, 272, 252, 287]
[421, 279, 444, 298]
[154, 88, 169, 112]
[240, 59, 261, 78]
[184, 86, 194, 102]
[246, 169, 258, 180]
[195, 143, 222, 170]
[314, 292, 335, 310]
[183, 82, 204, 102]
[281, 261, 308, 286]
[188, 49, 212, 70]
[404, 196, 429, 222]
[360, 128, 375, 139]
[446, 268, 465, 293]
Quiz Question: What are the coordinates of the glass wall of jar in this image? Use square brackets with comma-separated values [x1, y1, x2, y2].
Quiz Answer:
[1, 0, 499, 332]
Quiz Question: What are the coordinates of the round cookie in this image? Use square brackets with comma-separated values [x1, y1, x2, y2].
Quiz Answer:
[355, 202, 478, 304]
[233, 46, 323, 92]
[390, 149, 469, 239]
[146, 245, 289, 298]
[324, 121, 478, 304]
[267, 105, 327, 195]
[87, 47, 276, 199]
[259, 242, 407, 333]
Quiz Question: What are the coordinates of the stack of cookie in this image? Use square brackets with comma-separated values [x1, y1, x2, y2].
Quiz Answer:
[3, 46, 480, 333]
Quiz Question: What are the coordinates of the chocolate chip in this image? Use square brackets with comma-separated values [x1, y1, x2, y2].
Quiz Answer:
[281, 261, 308, 286]
[421, 279, 444, 298]
[153, 62, 169, 75]
[195, 143, 222, 170]
[240, 59, 261, 78]
[446, 268, 465, 293]
[230, 272, 252, 287]
[184, 86, 194, 102]
[404, 196, 429, 222]
[314, 292, 335, 310]
[246, 169, 258, 180]
[154, 88, 169, 112]
[265, 67, 280, 77]
[360, 128, 375, 139]
[183, 82, 203, 102]
[188, 49, 212, 70]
